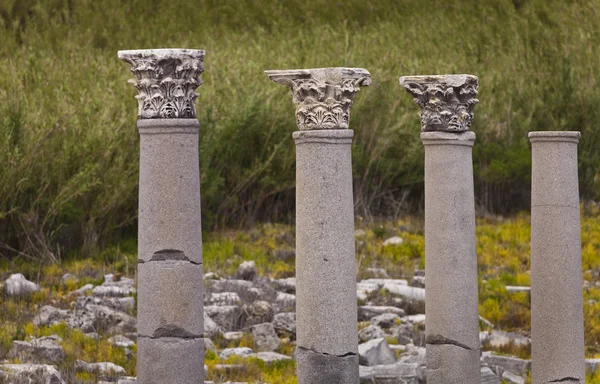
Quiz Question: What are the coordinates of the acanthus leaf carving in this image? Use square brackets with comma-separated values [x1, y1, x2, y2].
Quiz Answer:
[119, 49, 205, 119]
[266, 68, 371, 130]
[400, 74, 479, 132]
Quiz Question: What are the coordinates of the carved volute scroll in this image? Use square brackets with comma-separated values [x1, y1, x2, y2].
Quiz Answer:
[118, 49, 205, 119]
[400, 74, 479, 132]
[266, 67, 371, 130]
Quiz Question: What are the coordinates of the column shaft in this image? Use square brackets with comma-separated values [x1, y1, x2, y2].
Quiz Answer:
[529, 131, 584, 384]
[422, 131, 480, 384]
[294, 129, 358, 384]
[137, 119, 204, 384]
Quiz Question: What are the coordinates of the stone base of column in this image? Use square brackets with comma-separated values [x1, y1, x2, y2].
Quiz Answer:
[137, 337, 204, 384]
[295, 347, 359, 384]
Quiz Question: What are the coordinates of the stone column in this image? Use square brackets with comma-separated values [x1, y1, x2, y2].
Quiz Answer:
[119, 49, 205, 384]
[400, 75, 481, 384]
[529, 131, 585, 384]
[266, 68, 371, 384]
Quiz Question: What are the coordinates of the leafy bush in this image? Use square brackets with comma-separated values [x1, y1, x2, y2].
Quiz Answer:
[0, 0, 599, 260]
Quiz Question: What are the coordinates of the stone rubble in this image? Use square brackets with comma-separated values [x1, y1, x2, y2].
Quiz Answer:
[3, 260, 543, 384]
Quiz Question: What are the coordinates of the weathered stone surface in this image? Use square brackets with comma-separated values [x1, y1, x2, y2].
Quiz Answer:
[358, 338, 397, 366]
[223, 331, 244, 341]
[529, 131, 585, 384]
[274, 292, 296, 312]
[220, 347, 255, 360]
[358, 279, 424, 301]
[118, 49, 205, 119]
[69, 283, 94, 296]
[587, 358, 600, 374]
[204, 312, 222, 337]
[359, 362, 423, 384]
[266, 67, 371, 130]
[358, 325, 386, 343]
[136, 119, 203, 264]
[481, 352, 531, 376]
[137, 337, 203, 384]
[271, 277, 296, 294]
[273, 312, 296, 337]
[246, 300, 274, 326]
[207, 279, 254, 293]
[479, 330, 530, 348]
[294, 129, 358, 356]
[108, 335, 135, 348]
[251, 323, 280, 352]
[418, 129, 480, 384]
[202, 339, 217, 355]
[426, 344, 480, 384]
[0, 364, 65, 384]
[8, 336, 65, 364]
[480, 366, 502, 384]
[237, 260, 257, 281]
[255, 351, 292, 363]
[410, 275, 425, 288]
[33, 306, 69, 327]
[92, 275, 136, 297]
[390, 323, 419, 345]
[75, 360, 126, 378]
[205, 305, 246, 331]
[400, 74, 479, 132]
[137, 260, 203, 338]
[358, 306, 406, 321]
[295, 347, 359, 384]
[371, 313, 401, 329]
[502, 371, 525, 384]
[272, 248, 296, 262]
[3, 273, 40, 296]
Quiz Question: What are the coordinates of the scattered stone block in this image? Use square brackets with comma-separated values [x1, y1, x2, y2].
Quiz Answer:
[252, 323, 280, 352]
[4, 274, 40, 296]
[358, 338, 396, 366]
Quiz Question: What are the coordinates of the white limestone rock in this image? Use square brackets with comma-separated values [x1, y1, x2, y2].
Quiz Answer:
[108, 335, 135, 348]
[8, 336, 65, 364]
[252, 323, 280, 352]
[358, 338, 397, 366]
[255, 351, 292, 363]
[0, 363, 65, 384]
[4, 274, 40, 296]
[383, 236, 404, 246]
[371, 313, 401, 329]
[204, 311, 222, 337]
[358, 325, 386, 343]
[75, 360, 126, 377]
[237, 260, 256, 281]
[220, 347, 255, 360]
[272, 312, 296, 336]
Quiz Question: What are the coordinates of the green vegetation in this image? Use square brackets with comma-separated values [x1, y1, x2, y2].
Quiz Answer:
[3, 213, 600, 381]
[0, 0, 599, 259]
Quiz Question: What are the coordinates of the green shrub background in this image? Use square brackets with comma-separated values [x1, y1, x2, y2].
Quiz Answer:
[0, 0, 599, 259]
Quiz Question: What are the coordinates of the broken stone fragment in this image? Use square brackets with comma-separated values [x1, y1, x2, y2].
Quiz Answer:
[8, 336, 65, 364]
[251, 323, 280, 352]
[3, 273, 40, 296]
[358, 338, 397, 366]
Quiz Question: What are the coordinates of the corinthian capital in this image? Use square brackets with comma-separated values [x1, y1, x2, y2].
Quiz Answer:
[118, 49, 205, 119]
[400, 74, 479, 132]
[266, 67, 371, 130]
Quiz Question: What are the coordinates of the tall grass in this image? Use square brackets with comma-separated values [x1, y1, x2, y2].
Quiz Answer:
[0, 0, 598, 260]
